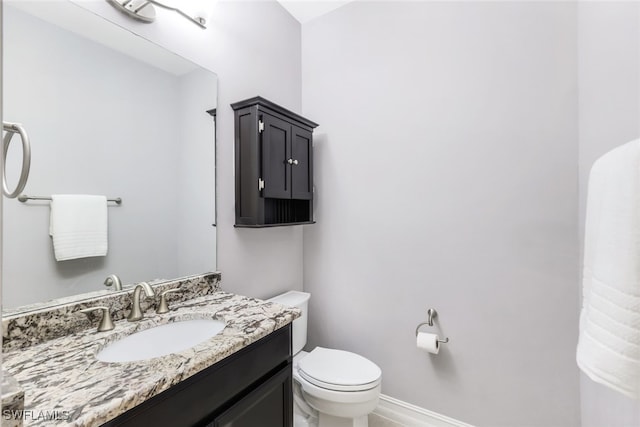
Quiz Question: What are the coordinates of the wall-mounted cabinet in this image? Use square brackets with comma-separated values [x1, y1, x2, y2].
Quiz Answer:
[232, 97, 318, 227]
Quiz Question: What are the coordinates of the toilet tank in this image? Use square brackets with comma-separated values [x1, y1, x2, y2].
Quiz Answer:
[268, 291, 310, 355]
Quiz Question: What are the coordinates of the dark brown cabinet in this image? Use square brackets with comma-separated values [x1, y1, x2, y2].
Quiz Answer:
[209, 365, 292, 427]
[101, 325, 292, 427]
[232, 97, 318, 227]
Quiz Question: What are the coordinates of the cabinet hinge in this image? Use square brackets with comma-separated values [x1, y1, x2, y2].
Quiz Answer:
[258, 120, 265, 133]
[258, 178, 265, 191]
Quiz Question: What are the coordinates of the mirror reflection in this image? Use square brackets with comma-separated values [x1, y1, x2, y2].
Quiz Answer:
[2, 1, 217, 310]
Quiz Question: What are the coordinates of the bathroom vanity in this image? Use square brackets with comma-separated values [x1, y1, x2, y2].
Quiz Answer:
[1, 274, 299, 427]
[102, 326, 292, 427]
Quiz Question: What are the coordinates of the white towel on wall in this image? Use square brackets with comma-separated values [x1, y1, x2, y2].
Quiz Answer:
[577, 139, 640, 400]
[49, 194, 108, 261]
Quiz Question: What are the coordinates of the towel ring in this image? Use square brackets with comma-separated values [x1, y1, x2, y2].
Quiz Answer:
[2, 122, 31, 199]
[415, 308, 449, 343]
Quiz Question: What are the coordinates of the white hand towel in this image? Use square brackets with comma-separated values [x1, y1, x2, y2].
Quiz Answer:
[577, 139, 640, 400]
[49, 195, 108, 261]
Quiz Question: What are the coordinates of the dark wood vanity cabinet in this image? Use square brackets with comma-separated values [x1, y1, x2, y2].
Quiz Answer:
[101, 325, 292, 427]
[209, 365, 292, 427]
[231, 97, 318, 227]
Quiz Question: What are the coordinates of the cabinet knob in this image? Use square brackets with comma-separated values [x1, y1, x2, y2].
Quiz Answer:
[293, 160, 299, 165]
[287, 158, 293, 165]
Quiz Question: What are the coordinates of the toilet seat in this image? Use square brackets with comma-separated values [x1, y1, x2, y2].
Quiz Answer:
[298, 347, 382, 392]
[297, 370, 382, 405]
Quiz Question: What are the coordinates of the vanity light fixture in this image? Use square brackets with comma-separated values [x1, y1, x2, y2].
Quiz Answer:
[107, 0, 209, 28]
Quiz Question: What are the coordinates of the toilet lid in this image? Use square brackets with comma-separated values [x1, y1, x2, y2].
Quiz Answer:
[298, 347, 381, 392]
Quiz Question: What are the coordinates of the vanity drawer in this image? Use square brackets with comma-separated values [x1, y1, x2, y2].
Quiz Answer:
[101, 324, 292, 427]
[208, 364, 292, 427]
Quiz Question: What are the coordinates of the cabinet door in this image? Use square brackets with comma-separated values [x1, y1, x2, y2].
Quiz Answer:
[261, 113, 291, 199]
[209, 365, 293, 427]
[290, 126, 313, 200]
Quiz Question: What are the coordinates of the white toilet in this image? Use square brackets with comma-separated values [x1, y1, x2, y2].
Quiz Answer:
[269, 291, 382, 427]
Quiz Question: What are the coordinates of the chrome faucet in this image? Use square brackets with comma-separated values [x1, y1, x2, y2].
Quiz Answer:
[127, 282, 156, 322]
[104, 274, 123, 291]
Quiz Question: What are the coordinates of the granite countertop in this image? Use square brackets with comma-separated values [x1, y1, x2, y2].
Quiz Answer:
[2, 370, 25, 427]
[2, 291, 300, 427]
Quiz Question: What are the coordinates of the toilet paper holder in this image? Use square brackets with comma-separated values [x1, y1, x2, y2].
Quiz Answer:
[415, 308, 449, 344]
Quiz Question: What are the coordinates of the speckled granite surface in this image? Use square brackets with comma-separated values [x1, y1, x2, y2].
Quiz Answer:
[3, 290, 300, 426]
[2, 370, 24, 427]
[3, 272, 221, 351]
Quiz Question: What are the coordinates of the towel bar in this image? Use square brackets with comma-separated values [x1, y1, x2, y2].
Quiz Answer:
[18, 195, 122, 204]
[3, 122, 31, 199]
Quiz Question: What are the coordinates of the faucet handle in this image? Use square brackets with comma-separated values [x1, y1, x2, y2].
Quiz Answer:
[104, 274, 123, 291]
[80, 306, 115, 332]
[156, 288, 182, 314]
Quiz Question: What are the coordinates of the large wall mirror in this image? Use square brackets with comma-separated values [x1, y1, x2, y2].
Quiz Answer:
[2, 1, 217, 311]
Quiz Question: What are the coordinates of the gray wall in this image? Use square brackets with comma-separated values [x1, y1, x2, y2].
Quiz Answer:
[301, 2, 580, 426]
[208, 1, 304, 298]
[71, 0, 304, 298]
[578, 2, 640, 426]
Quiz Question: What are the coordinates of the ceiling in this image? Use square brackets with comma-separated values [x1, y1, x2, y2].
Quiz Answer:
[277, 0, 354, 24]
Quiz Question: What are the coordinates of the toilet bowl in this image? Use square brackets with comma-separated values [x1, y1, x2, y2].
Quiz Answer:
[269, 291, 382, 427]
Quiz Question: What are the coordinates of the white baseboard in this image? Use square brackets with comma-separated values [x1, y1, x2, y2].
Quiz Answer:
[373, 394, 474, 427]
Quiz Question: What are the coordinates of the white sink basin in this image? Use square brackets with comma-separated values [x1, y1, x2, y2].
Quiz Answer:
[97, 319, 226, 363]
